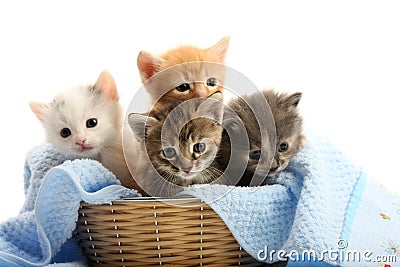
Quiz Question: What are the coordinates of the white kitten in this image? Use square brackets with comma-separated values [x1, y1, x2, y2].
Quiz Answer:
[30, 71, 139, 190]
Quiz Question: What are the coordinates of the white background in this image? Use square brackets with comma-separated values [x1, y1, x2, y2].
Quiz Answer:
[0, 0, 399, 222]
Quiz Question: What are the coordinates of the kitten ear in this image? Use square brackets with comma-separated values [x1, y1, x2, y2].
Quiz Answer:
[137, 51, 165, 82]
[285, 92, 302, 108]
[222, 108, 238, 129]
[207, 36, 230, 63]
[196, 92, 224, 124]
[94, 70, 118, 100]
[29, 102, 47, 122]
[128, 113, 158, 142]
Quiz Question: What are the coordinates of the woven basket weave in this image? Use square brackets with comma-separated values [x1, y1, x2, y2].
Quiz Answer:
[76, 197, 265, 266]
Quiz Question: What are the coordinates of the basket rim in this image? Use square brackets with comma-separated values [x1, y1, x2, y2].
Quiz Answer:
[111, 196, 200, 202]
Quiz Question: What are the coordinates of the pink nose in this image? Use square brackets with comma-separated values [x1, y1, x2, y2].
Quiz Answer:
[76, 138, 86, 146]
[194, 84, 208, 97]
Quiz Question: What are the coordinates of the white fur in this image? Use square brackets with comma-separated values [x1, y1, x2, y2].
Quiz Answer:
[41, 85, 121, 159]
[31, 73, 139, 190]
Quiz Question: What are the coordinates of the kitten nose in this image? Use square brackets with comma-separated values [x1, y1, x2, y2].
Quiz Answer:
[76, 138, 86, 146]
[194, 84, 208, 98]
[182, 166, 193, 173]
[270, 158, 280, 172]
[270, 166, 278, 172]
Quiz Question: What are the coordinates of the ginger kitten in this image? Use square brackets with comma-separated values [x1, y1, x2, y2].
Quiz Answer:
[30, 71, 139, 190]
[137, 37, 230, 105]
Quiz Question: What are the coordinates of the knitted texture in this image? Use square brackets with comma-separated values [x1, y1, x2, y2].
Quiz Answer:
[0, 144, 139, 266]
[280, 133, 362, 255]
[21, 144, 71, 213]
[2, 133, 397, 266]
[185, 131, 364, 264]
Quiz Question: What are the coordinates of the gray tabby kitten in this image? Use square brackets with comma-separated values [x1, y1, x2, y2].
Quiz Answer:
[217, 89, 306, 186]
[127, 92, 224, 197]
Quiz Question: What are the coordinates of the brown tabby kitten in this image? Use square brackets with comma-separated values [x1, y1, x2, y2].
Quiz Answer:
[137, 37, 230, 106]
[128, 92, 224, 196]
[218, 90, 306, 186]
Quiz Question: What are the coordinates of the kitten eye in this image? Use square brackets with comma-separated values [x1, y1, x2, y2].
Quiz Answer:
[278, 142, 289, 153]
[206, 78, 217, 87]
[175, 83, 190, 92]
[162, 147, 176, 159]
[86, 118, 97, 128]
[193, 142, 206, 153]
[60, 128, 71, 138]
[249, 150, 261, 160]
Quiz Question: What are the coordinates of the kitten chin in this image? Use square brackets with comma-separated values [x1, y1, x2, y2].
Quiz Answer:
[216, 89, 306, 186]
[30, 71, 142, 193]
[137, 37, 230, 105]
[128, 92, 224, 196]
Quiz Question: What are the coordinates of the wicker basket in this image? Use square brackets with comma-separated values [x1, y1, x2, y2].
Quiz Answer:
[76, 197, 266, 266]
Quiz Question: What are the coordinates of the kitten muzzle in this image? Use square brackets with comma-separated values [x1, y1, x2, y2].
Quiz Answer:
[79, 146, 93, 151]
[269, 158, 289, 175]
[76, 142, 93, 152]
[75, 138, 93, 151]
[193, 84, 209, 98]
[181, 166, 193, 173]
[178, 166, 205, 180]
[270, 158, 281, 172]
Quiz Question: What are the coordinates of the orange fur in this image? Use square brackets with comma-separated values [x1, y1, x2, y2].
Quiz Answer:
[137, 37, 230, 104]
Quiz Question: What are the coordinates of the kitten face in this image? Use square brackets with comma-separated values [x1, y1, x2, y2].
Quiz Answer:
[221, 93, 276, 183]
[150, 117, 222, 186]
[137, 37, 229, 102]
[221, 90, 306, 185]
[30, 71, 122, 159]
[264, 91, 306, 174]
[129, 93, 224, 187]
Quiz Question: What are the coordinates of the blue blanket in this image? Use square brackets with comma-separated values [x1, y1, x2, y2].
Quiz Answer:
[1, 133, 399, 266]
[186, 131, 400, 266]
[0, 145, 139, 266]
